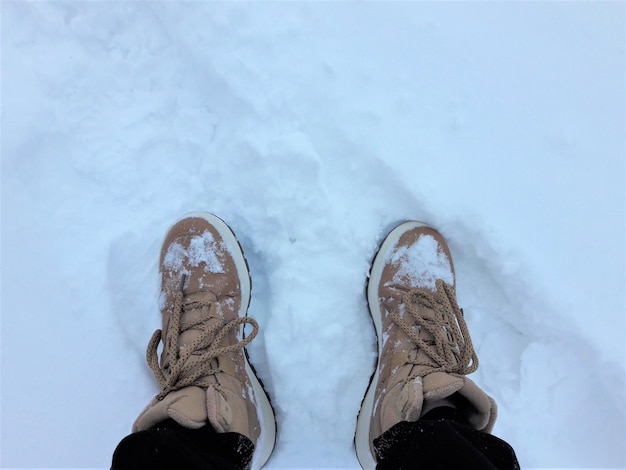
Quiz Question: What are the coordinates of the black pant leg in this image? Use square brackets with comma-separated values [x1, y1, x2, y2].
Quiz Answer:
[374, 408, 520, 470]
[111, 419, 254, 470]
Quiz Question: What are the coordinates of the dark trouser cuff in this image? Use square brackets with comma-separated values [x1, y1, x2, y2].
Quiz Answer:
[111, 419, 254, 470]
[374, 408, 520, 470]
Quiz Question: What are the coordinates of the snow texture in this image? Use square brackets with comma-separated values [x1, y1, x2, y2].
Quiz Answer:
[1, 2, 624, 469]
[388, 234, 454, 290]
[163, 231, 225, 274]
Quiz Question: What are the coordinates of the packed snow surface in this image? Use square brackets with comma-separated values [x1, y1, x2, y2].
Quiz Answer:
[2, 2, 624, 469]
[164, 231, 225, 274]
[389, 234, 454, 290]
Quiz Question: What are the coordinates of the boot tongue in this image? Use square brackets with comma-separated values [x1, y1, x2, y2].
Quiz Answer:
[133, 386, 208, 432]
[158, 290, 222, 372]
[178, 284, 239, 351]
[379, 371, 497, 435]
[391, 295, 457, 374]
[379, 372, 464, 433]
[424, 373, 497, 431]
[422, 371, 464, 400]
[179, 291, 221, 336]
[134, 286, 252, 437]
[378, 287, 497, 433]
[132, 379, 251, 436]
[134, 292, 227, 433]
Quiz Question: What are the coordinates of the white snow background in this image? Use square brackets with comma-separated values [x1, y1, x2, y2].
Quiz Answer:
[1, 2, 624, 469]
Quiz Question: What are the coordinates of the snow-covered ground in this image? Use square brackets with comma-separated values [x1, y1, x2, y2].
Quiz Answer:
[2, 2, 624, 469]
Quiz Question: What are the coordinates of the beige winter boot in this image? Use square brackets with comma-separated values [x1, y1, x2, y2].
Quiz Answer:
[355, 221, 497, 469]
[133, 212, 276, 469]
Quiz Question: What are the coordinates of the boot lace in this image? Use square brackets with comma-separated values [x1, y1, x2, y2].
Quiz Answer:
[146, 275, 258, 401]
[391, 279, 478, 381]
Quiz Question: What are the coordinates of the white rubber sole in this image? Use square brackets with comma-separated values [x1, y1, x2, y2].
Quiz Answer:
[355, 221, 430, 470]
[174, 211, 276, 469]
